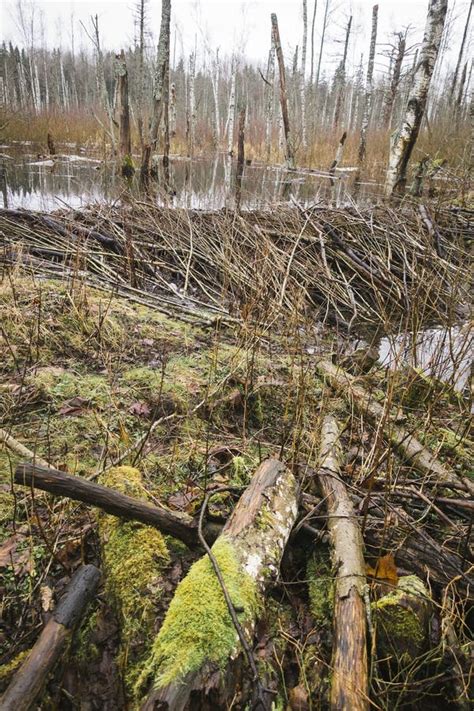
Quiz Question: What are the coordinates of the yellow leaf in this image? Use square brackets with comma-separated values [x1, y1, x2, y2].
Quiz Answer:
[366, 553, 398, 587]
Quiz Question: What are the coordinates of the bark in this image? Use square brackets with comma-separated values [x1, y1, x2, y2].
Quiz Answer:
[316, 359, 474, 496]
[47, 131, 56, 156]
[333, 15, 352, 129]
[227, 58, 236, 156]
[188, 51, 196, 158]
[449, 0, 472, 100]
[0, 565, 100, 711]
[329, 130, 347, 175]
[141, 0, 171, 175]
[300, 0, 308, 148]
[317, 416, 368, 711]
[14, 462, 220, 549]
[169, 81, 177, 137]
[235, 105, 246, 211]
[309, 0, 318, 85]
[136, 0, 147, 149]
[382, 33, 406, 129]
[385, 0, 448, 196]
[264, 42, 276, 162]
[115, 50, 132, 166]
[358, 5, 378, 165]
[91, 15, 116, 154]
[211, 50, 220, 149]
[271, 13, 295, 169]
[141, 459, 298, 710]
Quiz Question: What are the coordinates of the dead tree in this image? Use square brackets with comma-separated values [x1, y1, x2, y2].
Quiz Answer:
[309, 0, 318, 84]
[315, 0, 330, 89]
[188, 52, 196, 158]
[329, 130, 347, 175]
[115, 50, 133, 174]
[227, 57, 236, 156]
[385, 0, 448, 196]
[235, 104, 246, 211]
[135, 0, 148, 149]
[264, 41, 276, 162]
[211, 49, 220, 149]
[333, 15, 352, 128]
[300, 0, 308, 149]
[141, 0, 171, 176]
[317, 416, 368, 711]
[358, 5, 378, 165]
[271, 13, 295, 169]
[1, 565, 100, 711]
[141, 459, 298, 710]
[382, 32, 406, 129]
[449, 0, 472, 100]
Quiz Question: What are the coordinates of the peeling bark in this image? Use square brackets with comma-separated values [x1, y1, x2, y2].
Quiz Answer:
[317, 416, 368, 711]
[385, 0, 448, 196]
[141, 459, 298, 710]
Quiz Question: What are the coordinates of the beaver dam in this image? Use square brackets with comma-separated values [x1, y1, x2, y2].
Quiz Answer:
[0, 199, 473, 710]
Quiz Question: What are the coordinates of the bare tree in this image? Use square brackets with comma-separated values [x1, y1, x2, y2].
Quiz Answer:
[382, 31, 407, 128]
[358, 5, 378, 165]
[385, 0, 448, 196]
[227, 56, 237, 155]
[141, 0, 171, 175]
[333, 15, 352, 128]
[300, 0, 308, 148]
[271, 13, 295, 169]
[264, 41, 276, 163]
[449, 0, 472, 100]
[115, 50, 132, 170]
[315, 0, 330, 88]
[309, 0, 318, 84]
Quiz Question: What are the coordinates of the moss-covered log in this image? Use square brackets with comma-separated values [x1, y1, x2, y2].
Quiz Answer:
[316, 359, 474, 496]
[372, 575, 432, 672]
[140, 458, 298, 710]
[317, 415, 368, 711]
[97, 466, 171, 704]
[1, 565, 100, 711]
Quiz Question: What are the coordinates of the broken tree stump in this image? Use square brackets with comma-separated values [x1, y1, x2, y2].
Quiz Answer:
[14, 462, 220, 549]
[140, 458, 298, 710]
[316, 359, 474, 496]
[317, 415, 368, 711]
[0, 564, 100, 711]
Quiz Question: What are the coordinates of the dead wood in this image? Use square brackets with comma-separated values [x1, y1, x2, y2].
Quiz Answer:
[316, 415, 368, 711]
[14, 462, 221, 549]
[316, 359, 474, 496]
[141, 458, 298, 711]
[0, 564, 100, 711]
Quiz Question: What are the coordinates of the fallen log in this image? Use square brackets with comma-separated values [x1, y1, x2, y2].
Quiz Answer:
[317, 416, 368, 711]
[316, 359, 474, 496]
[372, 575, 432, 672]
[0, 428, 51, 469]
[139, 458, 298, 710]
[0, 564, 100, 711]
[14, 462, 220, 550]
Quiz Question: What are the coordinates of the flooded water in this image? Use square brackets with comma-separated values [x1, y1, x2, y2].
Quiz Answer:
[378, 324, 473, 394]
[0, 142, 382, 212]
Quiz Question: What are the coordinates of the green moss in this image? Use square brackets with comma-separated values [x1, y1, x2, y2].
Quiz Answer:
[98, 466, 170, 699]
[32, 370, 111, 409]
[0, 648, 30, 688]
[307, 554, 334, 627]
[138, 536, 258, 692]
[372, 576, 428, 665]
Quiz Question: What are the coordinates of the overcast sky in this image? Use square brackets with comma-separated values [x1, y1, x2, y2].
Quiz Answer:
[1, 0, 472, 77]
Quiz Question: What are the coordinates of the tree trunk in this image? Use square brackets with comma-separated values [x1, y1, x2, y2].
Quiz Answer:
[317, 416, 368, 711]
[383, 33, 406, 129]
[188, 51, 196, 158]
[1, 565, 100, 711]
[235, 105, 246, 211]
[265, 42, 276, 163]
[385, 0, 448, 196]
[115, 50, 133, 173]
[315, 0, 330, 89]
[300, 0, 308, 149]
[227, 58, 236, 156]
[211, 50, 220, 149]
[449, 0, 472, 100]
[140, 459, 298, 710]
[333, 15, 352, 128]
[309, 0, 318, 85]
[141, 0, 171, 175]
[271, 13, 295, 169]
[357, 5, 378, 165]
[328, 130, 347, 175]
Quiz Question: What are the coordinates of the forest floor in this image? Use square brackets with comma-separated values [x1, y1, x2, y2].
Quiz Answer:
[0, 199, 472, 709]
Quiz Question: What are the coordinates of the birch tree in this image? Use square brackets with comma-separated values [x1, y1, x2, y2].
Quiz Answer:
[385, 0, 448, 196]
[300, 0, 308, 148]
[309, 0, 318, 84]
[382, 32, 406, 128]
[357, 5, 378, 165]
[265, 41, 276, 162]
[333, 15, 352, 128]
[227, 57, 237, 155]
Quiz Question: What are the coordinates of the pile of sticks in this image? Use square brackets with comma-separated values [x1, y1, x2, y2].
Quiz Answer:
[0, 200, 470, 328]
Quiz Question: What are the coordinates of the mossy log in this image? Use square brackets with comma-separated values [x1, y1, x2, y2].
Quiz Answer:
[97, 466, 171, 703]
[317, 415, 368, 711]
[15, 462, 220, 549]
[140, 458, 298, 710]
[372, 575, 432, 671]
[316, 359, 474, 496]
[0, 564, 100, 711]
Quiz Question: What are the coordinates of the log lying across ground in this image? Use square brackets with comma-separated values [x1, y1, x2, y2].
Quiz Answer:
[1, 564, 100, 711]
[317, 359, 474, 496]
[140, 458, 298, 710]
[15, 462, 221, 550]
[316, 416, 368, 711]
